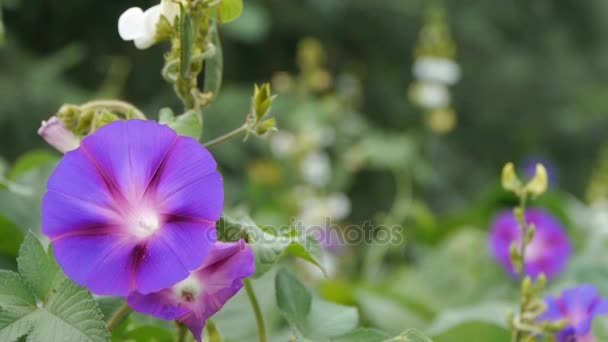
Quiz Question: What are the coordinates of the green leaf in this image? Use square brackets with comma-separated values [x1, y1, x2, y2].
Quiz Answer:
[427, 301, 512, 336]
[17, 233, 62, 302]
[218, 0, 243, 23]
[276, 269, 359, 340]
[0, 236, 110, 342]
[276, 268, 312, 332]
[169, 111, 203, 140]
[219, 211, 325, 277]
[120, 326, 173, 342]
[179, 6, 193, 80]
[0, 216, 23, 257]
[386, 329, 432, 342]
[330, 328, 390, 342]
[204, 21, 223, 97]
[8, 150, 57, 180]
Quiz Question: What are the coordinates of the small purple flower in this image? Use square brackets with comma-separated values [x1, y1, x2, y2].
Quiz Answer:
[538, 285, 608, 341]
[38, 116, 80, 153]
[127, 240, 255, 342]
[42, 120, 223, 296]
[489, 208, 571, 280]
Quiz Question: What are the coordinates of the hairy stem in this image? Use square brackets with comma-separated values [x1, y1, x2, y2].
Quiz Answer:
[79, 99, 146, 119]
[106, 302, 132, 332]
[244, 279, 267, 342]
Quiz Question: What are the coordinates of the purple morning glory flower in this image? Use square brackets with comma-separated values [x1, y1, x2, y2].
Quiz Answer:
[538, 285, 608, 341]
[41, 120, 224, 296]
[127, 240, 255, 342]
[489, 208, 571, 280]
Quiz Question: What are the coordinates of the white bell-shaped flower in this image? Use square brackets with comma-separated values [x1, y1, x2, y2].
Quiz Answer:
[118, 1, 179, 49]
[413, 57, 461, 85]
[412, 82, 451, 109]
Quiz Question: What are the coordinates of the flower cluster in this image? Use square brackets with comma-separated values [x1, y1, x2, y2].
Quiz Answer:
[41, 120, 254, 340]
[408, 5, 460, 135]
[489, 208, 571, 280]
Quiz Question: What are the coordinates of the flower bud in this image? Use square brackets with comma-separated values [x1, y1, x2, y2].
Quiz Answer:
[501, 162, 521, 193]
[37, 116, 80, 153]
[525, 163, 548, 197]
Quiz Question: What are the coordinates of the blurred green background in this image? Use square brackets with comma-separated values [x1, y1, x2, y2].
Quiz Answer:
[3, 1, 608, 340]
[4, 0, 608, 204]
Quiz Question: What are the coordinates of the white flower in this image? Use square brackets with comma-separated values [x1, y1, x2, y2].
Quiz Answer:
[413, 82, 450, 109]
[270, 131, 296, 157]
[38, 116, 80, 153]
[301, 152, 331, 187]
[118, 1, 179, 49]
[326, 193, 351, 220]
[413, 57, 461, 85]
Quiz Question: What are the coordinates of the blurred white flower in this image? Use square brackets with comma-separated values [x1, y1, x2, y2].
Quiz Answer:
[413, 57, 461, 85]
[38, 116, 80, 153]
[413, 82, 450, 109]
[270, 131, 296, 157]
[301, 152, 331, 187]
[326, 193, 351, 220]
[118, 1, 179, 49]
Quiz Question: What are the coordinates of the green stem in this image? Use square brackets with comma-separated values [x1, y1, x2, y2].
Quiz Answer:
[512, 194, 528, 342]
[106, 302, 132, 332]
[203, 123, 248, 148]
[244, 279, 267, 342]
[176, 322, 188, 342]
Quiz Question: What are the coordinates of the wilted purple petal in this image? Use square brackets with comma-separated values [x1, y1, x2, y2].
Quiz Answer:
[489, 208, 571, 280]
[127, 241, 255, 342]
[42, 120, 224, 296]
[539, 285, 608, 342]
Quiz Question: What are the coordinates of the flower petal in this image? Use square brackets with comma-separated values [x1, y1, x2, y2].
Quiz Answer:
[53, 234, 135, 296]
[118, 7, 145, 41]
[42, 190, 120, 238]
[80, 120, 177, 202]
[154, 137, 223, 222]
[127, 289, 189, 321]
[46, 147, 116, 213]
[134, 222, 216, 294]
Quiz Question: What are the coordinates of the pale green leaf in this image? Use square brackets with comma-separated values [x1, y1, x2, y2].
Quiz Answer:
[218, 0, 243, 23]
[169, 111, 203, 140]
[204, 21, 223, 97]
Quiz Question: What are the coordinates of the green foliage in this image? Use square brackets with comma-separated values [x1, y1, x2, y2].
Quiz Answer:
[218, 0, 243, 24]
[219, 211, 325, 277]
[159, 108, 203, 140]
[0, 233, 109, 342]
[203, 22, 223, 97]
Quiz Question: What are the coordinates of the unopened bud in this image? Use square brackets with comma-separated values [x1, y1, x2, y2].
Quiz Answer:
[501, 162, 521, 193]
[526, 224, 536, 244]
[37, 116, 80, 153]
[526, 163, 548, 197]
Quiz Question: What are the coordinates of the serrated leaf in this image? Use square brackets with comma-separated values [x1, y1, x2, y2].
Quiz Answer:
[169, 111, 203, 140]
[27, 278, 110, 342]
[17, 233, 61, 302]
[0, 236, 110, 342]
[218, 0, 243, 23]
[219, 211, 325, 277]
[276, 269, 359, 340]
[204, 21, 223, 97]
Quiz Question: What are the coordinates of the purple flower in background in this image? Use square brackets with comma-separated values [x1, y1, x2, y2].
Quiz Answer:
[127, 241, 255, 342]
[489, 208, 571, 280]
[538, 285, 608, 342]
[42, 120, 223, 296]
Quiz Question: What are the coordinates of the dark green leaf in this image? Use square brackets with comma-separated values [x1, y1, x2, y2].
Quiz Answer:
[276, 268, 312, 333]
